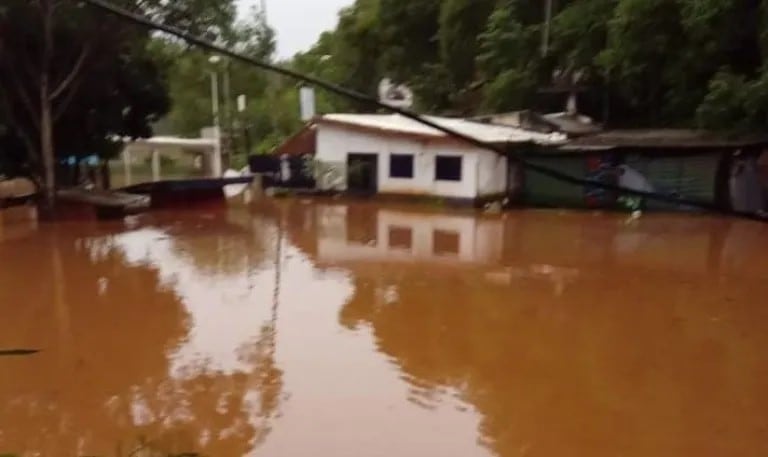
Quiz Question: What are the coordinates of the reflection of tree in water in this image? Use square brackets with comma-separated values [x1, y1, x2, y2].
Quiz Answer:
[0, 225, 282, 456]
[156, 209, 270, 277]
[338, 264, 768, 457]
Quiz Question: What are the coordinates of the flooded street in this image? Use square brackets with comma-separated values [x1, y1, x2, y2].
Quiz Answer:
[1, 201, 768, 456]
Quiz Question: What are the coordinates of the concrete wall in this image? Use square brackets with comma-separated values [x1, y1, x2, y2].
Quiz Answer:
[315, 124, 507, 200]
[477, 150, 508, 196]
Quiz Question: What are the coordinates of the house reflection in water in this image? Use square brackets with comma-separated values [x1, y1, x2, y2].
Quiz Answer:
[289, 202, 767, 297]
[2, 201, 767, 457]
[284, 202, 768, 457]
[314, 204, 504, 265]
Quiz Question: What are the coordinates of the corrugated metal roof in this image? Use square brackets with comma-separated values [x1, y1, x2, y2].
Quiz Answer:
[128, 136, 218, 149]
[320, 114, 567, 145]
[542, 112, 603, 135]
[561, 129, 768, 150]
[471, 110, 602, 136]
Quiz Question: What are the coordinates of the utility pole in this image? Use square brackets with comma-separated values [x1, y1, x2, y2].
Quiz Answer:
[542, 0, 553, 57]
[237, 94, 251, 160]
[209, 63, 222, 177]
[223, 59, 233, 163]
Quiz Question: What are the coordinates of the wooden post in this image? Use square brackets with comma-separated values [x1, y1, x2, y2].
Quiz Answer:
[251, 173, 264, 197]
[151, 148, 161, 182]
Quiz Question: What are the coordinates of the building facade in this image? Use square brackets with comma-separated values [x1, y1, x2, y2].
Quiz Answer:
[315, 123, 508, 203]
[311, 114, 561, 205]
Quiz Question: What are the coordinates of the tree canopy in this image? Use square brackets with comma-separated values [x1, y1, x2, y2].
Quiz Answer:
[0, 0, 235, 198]
[280, 0, 768, 131]
[152, 4, 281, 157]
[4, 0, 768, 192]
[92, 0, 768, 164]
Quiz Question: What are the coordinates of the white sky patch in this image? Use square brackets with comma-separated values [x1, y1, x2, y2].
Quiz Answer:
[237, 0, 352, 58]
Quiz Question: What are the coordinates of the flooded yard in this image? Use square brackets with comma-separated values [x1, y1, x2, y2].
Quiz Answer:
[1, 201, 767, 456]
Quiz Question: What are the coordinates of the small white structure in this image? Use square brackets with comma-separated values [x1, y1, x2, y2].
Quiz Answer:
[120, 133, 220, 186]
[312, 113, 564, 204]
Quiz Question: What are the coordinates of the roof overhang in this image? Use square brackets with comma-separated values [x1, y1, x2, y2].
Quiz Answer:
[125, 136, 218, 152]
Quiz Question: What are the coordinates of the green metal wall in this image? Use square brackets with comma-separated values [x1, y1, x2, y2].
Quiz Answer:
[624, 154, 721, 210]
[524, 157, 587, 207]
[523, 153, 722, 209]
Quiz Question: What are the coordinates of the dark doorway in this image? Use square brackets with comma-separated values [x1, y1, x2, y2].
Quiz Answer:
[346, 205, 379, 246]
[347, 153, 378, 194]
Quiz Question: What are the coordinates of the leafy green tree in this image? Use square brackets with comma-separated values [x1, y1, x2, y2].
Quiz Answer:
[156, 5, 281, 159]
[596, 0, 689, 124]
[376, 0, 454, 110]
[477, 0, 541, 112]
[0, 0, 235, 209]
[438, 0, 495, 93]
[377, 0, 441, 83]
[157, 0, 768, 161]
[327, 0, 383, 108]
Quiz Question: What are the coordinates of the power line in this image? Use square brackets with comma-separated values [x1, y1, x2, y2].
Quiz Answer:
[83, 0, 767, 223]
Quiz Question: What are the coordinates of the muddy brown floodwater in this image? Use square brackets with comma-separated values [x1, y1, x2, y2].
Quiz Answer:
[1, 201, 768, 457]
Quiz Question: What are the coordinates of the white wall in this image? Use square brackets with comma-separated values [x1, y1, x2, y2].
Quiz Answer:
[316, 205, 504, 265]
[477, 151, 508, 196]
[316, 124, 507, 200]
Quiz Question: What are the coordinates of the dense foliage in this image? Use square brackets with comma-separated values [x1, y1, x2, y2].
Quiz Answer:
[0, 0, 235, 196]
[4, 0, 768, 189]
[288, 0, 768, 131]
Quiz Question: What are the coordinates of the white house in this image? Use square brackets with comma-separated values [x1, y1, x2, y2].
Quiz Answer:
[308, 114, 564, 205]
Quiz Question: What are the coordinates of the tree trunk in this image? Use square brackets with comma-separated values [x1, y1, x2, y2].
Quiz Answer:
[39, 0, 56, 216]
[40, 76, 56, 213]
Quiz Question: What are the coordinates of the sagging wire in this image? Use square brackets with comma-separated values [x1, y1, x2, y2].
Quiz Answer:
[84, 0, 767, 223]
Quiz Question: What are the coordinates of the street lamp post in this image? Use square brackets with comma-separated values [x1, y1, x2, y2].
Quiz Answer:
[223, 59, 233, 162]
[209, 55, 223, 177]
[542, 0, 553, 57]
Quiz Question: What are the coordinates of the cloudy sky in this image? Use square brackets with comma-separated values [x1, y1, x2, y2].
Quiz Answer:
[237, 0, 352, 58]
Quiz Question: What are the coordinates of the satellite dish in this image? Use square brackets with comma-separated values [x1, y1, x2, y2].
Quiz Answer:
[378, 78, 414, 109]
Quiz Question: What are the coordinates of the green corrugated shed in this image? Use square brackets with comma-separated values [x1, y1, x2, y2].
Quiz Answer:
[522, 152, 722, 210]
[624, 154, 721, 210]
[524, 157, 587, 207]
